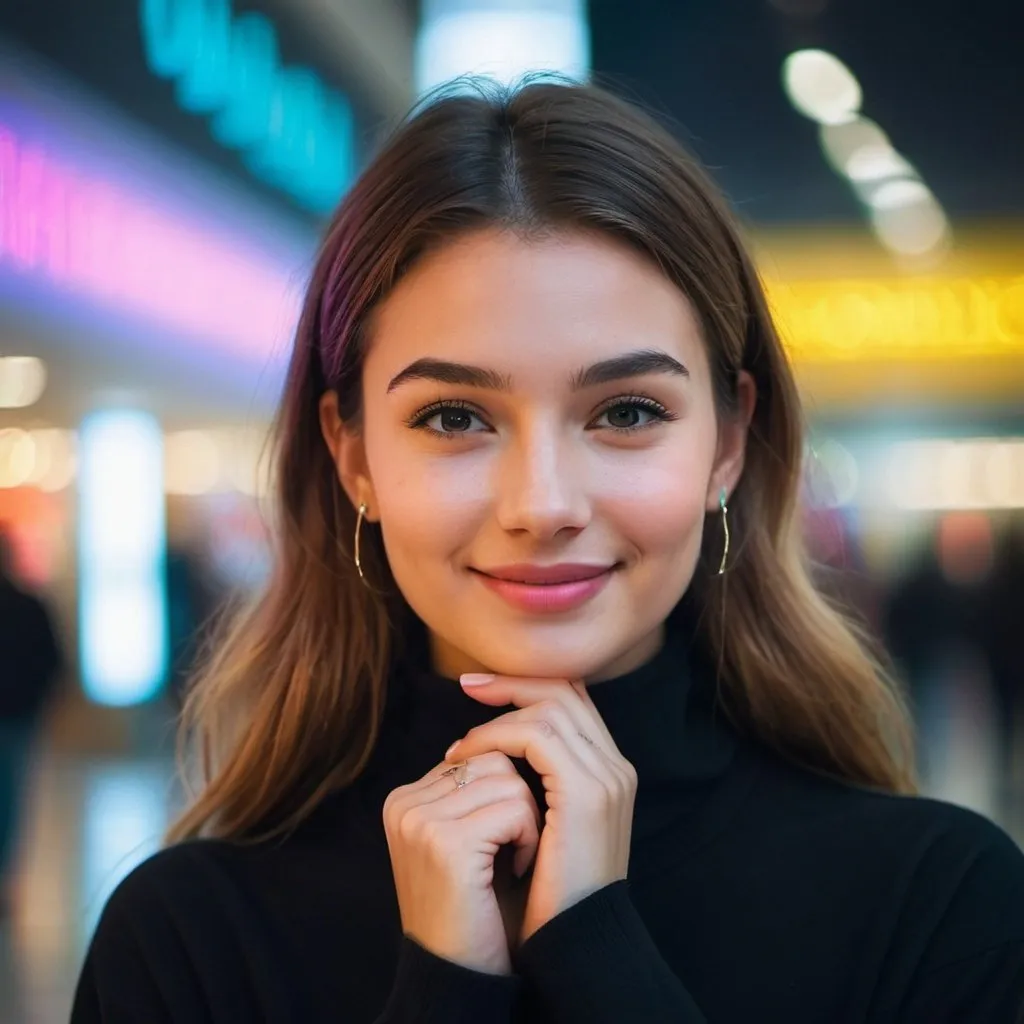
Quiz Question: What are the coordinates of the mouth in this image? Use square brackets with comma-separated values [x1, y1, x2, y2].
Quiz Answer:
[470, 563, 619, 613]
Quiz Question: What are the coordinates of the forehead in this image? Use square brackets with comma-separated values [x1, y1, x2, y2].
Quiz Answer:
[364, 229, 709, 387]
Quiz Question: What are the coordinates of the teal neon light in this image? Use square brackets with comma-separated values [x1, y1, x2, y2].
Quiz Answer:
[140, 0, 353, 213]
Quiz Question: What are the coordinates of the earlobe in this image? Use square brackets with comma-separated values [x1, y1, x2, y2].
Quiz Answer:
[318, 391, 376, 518]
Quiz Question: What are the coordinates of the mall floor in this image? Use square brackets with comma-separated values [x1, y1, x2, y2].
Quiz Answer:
[1, 684, 1021, 1024]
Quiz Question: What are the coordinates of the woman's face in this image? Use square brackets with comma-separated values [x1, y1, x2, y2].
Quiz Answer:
[324, 229, 753, 681]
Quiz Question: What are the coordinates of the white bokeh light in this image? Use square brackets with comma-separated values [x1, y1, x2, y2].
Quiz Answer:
[78, 410, 167, 706]
[783, 49, 862, 125]
[0, 355, 47, 409]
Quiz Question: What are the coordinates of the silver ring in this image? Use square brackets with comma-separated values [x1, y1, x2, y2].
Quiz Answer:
[440, 761, 471, 789]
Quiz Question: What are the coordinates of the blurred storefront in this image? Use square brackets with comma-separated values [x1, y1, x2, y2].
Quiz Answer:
[0, 1, 387, 742]
[755, 227, 1024, 817]
[1, 0, 1021, 767]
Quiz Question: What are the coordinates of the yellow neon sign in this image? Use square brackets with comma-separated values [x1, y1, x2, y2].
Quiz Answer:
[764, 274, 1024, 364]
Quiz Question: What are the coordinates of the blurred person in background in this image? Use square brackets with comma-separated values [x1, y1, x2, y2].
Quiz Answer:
[0, 528, 63, 917]
[71, 83, 1024, 1024]
[804, 503, 883, 638]
[989, 520, 1024, 816]
[165, 534, 224, 710]
[883, 514, 1000, 789]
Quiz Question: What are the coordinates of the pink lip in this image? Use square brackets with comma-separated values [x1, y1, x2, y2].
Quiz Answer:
[472, 563, 616, 613]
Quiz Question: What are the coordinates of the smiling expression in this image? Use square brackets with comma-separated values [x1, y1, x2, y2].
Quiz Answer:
[325, 228, 750, 682]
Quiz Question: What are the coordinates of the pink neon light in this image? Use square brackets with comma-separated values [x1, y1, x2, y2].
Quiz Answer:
[0, 122, 302, 361]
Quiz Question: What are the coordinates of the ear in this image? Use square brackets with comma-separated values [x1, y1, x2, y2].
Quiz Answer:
[319, 391, 378, 520]
[706, 370, 757, 511]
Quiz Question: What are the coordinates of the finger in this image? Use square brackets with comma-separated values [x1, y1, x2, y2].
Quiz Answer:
[451, 716, 590, 784]
[460, 798, 540, 879]
[387, 752, 518, 812]
[450, 702, 609, 777]
[569, 680, 616, 745]
[429, 750, 518, 783]
[460, 675, 617, 749]
[408, 771, 540, 825]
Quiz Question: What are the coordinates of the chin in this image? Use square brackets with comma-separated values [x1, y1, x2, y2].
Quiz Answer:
[472, 638, 625, 683]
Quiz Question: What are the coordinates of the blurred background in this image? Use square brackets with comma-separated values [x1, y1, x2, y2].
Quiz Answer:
[0, 0, 1021, 1019]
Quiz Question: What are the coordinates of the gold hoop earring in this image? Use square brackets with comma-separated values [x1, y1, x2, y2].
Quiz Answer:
[717, 487, 730, 576]
[354, 503, 368, 583]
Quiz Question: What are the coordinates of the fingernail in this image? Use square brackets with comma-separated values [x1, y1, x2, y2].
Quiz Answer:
[444, 741, 461, 760]
[460, 673, 495, 687]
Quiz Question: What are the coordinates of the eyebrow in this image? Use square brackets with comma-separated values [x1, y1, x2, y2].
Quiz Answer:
[387, 359, 512, 393]
[570, 349, 689, 389]
[386, 348, 688, 393]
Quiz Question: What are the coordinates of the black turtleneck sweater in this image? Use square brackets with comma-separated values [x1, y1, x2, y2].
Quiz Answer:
[72, 629, 1024, 1023]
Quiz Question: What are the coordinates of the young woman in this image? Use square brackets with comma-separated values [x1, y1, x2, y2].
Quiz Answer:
[72, 82, 1024, 1023]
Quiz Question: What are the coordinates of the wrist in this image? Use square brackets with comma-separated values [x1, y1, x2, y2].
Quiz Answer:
[405, 930, 512, 976]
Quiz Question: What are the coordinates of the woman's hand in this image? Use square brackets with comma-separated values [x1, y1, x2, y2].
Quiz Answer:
[383, 751, 541, 975]
[446, 677, 637, 943]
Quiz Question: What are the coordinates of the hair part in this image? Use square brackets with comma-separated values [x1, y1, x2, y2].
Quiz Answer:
[169, 80, 914, 843]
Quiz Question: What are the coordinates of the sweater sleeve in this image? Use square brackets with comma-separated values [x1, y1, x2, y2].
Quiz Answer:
[72, 851, 522, 1024]
[514, 881, 707, 1022]
[73, 922, 519, 1024]
[70, 906, 176, 1024]
[377, 937, 521, 1023]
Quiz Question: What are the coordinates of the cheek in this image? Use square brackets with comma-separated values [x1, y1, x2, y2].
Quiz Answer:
[364, 432, 490, 566]
[596, 431, 717, 557]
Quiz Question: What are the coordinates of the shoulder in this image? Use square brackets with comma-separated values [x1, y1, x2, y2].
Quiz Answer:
[748, 744, 1024, 956]
[756, 741, 1022, 866]
[79, 837, 327, 1020]
[884, 797, 1024, 964]
[76, 842, 242, 1018]
[92, 839, 248, 950]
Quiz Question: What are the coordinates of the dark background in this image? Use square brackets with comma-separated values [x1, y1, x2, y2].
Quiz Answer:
[4, 0, 1021, 226]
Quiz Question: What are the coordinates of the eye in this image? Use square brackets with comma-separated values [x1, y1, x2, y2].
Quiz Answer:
[408, 400, 491, 438]
[591, 397, 674, 432]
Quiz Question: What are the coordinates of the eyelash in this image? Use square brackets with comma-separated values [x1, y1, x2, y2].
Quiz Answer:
[406, 395, 677, 439]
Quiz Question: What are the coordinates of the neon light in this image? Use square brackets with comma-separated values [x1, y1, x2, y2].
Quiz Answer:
[0, 121, 301, 361]
[766, 275, 1024, 361]
[416, 1, 591, 96]
[78, 410, 167, 707]
[140, 0, 353, 213]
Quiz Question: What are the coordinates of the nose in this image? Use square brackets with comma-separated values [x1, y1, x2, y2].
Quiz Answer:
[493, 421, 591, 539]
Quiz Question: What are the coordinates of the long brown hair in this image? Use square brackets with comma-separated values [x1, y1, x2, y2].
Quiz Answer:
[169, 81, 914, 843]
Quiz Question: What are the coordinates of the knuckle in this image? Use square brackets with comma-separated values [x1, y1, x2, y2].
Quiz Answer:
[531, 717, 556, 738]
[480, 750, 514, 773]
[511, 775, 532, 801]
[578, 778, 613, 814]
[382, 787, 406, 826]
[536, 699, 568, 724]
[618, 758, 638, 788]
[497, 773, 532, 806]
[418, 817, 449, 851]
[397, 804, 428, 842]
[513, 801, 537, 830]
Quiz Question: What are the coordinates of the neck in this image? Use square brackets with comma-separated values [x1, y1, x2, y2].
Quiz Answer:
[428, 622, 666, 684]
